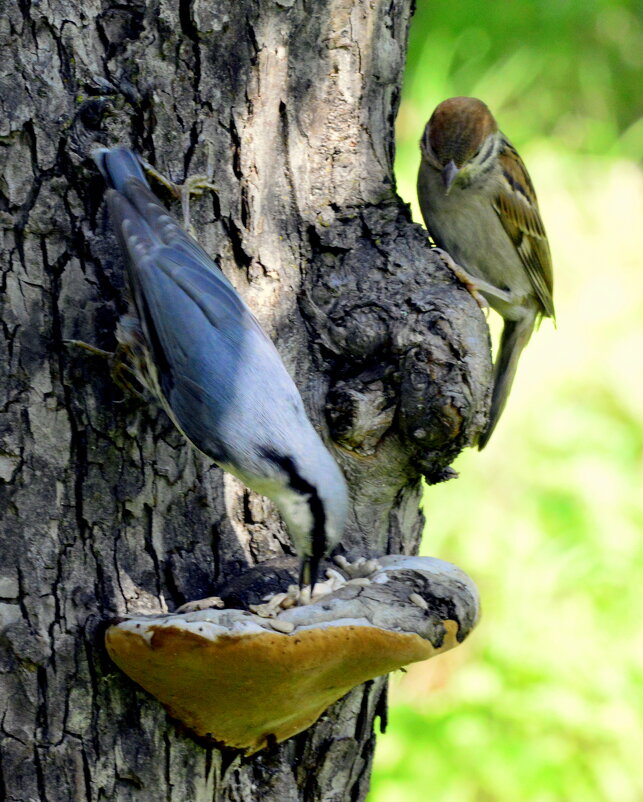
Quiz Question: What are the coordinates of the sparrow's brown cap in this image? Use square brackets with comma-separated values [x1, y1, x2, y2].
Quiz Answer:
[425, 97, 498, 167]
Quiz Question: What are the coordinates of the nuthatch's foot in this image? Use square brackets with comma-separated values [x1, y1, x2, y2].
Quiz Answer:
[431, 247, 489, 310]
[64, 339, 145, 399]
[333, 555, 381, 579]
[64, 339, 114, 360]
[248, 560, 380, 619]
[142, 160, 217, 234]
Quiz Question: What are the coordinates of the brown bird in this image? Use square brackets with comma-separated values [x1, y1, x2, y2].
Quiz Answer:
[417, 97, 555, 448]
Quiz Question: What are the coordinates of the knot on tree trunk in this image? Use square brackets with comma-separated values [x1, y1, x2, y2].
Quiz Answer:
[302, 202, 492, 484]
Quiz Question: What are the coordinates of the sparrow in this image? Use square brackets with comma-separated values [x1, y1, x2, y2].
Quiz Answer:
[417, 97, 555, 448]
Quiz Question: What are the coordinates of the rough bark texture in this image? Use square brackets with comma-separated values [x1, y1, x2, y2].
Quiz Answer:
[0, 1, 491, 800]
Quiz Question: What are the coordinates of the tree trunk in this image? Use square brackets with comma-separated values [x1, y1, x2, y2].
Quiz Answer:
[0, 1, 490, 800]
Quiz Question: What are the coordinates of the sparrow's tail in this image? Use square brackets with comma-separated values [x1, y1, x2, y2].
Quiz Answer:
[478, 314, 535, 449]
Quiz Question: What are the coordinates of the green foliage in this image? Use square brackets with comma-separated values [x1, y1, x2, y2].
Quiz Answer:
[371, 2, 643, 799]
[372, 375, 643, 801]
[401, 0, 642, 159]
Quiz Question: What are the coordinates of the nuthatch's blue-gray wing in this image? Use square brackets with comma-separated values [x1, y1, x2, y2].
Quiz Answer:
[93, 148, 348, 580]
[96, 148, 311, 469]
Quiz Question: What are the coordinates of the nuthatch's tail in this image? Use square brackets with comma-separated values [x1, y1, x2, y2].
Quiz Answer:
[478, 314, 535, 449]
[93, 147, 148, 193]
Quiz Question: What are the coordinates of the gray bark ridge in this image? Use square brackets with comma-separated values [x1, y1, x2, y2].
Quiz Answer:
[0, 1, 491, 800]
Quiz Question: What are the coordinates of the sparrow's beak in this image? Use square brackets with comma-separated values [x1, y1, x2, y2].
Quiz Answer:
[441, 160, 460, 193]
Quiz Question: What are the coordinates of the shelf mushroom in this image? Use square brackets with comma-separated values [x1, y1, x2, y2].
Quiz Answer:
[105, 555, 479, 753]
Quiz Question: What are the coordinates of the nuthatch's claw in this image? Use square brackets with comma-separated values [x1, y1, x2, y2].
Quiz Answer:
[64, 339, 145, 399]
[63, 339, 112, 359]
[141, 160, 217, 233]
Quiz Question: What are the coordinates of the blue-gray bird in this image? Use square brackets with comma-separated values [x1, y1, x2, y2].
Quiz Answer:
[94, 147, 348, 585]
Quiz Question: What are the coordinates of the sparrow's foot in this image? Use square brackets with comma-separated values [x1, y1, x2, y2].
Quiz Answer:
[142, 161, 217, 233]
[431, 248, 489, 310]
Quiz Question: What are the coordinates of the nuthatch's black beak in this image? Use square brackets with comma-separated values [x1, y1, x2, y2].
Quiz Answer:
[441, 160, 460, 192]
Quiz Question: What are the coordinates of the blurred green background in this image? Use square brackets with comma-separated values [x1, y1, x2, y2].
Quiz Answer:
[371, 1, 643, 800]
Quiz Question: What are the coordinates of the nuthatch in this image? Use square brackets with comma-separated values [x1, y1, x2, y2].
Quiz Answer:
[94, 147, 348, 585]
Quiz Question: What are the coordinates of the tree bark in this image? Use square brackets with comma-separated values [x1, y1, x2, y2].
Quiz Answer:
[0, 1, 491, 800]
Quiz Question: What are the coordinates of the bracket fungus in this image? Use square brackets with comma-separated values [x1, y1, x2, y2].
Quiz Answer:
[105, 555, 479, 753]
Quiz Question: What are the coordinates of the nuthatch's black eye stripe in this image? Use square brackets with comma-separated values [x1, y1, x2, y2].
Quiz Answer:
[258, 448, 328, 560]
